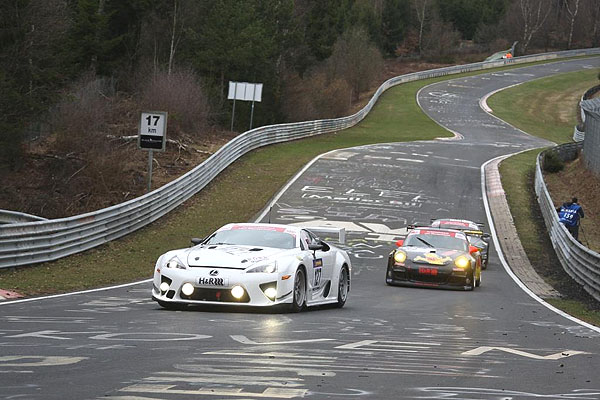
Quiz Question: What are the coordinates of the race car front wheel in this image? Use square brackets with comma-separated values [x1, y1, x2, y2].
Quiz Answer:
[336, 266, 350, 308]
[289, 267, 306, 312]
[465, 269, 475, 291]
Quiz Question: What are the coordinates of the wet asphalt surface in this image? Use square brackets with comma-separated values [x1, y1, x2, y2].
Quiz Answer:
[0, 58, 599, 399]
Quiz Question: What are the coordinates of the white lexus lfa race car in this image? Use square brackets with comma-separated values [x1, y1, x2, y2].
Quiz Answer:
[152, 223, 351, 312]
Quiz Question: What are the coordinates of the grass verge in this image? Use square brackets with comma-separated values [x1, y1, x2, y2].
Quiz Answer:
[491, 68, 600, 326]
[0, 56, 597, 299]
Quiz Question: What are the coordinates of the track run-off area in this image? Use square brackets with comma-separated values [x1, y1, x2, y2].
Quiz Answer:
[1, 58, 599, 399]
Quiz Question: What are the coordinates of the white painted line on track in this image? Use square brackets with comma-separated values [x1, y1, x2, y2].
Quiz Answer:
[255, 142, 434, 224]
[479, 83, 523, 113]
[416, 83, 465, 141]
[255, 149, 339, 223]
[364, 155, 392, 160]
[481, 154, 600, 333]
[395, 158, 424, 163]
[478, 76, 559, 146]
[477, 81, 599, 333]
[0, 279, 151, 306]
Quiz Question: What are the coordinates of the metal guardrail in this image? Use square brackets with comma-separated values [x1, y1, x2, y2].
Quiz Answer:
[535, 144, 600, 302]
[0, 210, 47, 225]
[1, 47, 600, 269]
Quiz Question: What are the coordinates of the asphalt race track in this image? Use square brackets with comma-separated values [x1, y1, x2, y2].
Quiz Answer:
[1, 58, 599, 399]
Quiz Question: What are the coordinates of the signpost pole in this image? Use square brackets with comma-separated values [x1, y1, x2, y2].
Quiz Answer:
[147, 150, 153, 192]
[231, 98, 236, 131]
[138, 111, 167, 193]
[230, 82, 237, 131]
[250, 100, 255, 130]
[228, 81, 261, 131]
[249, 84, 256, 130]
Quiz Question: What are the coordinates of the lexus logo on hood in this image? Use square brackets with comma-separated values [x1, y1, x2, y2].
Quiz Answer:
[209, 270, 219, 276]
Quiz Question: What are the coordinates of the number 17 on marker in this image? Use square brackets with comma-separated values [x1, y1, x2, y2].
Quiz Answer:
[140, 112, 166, 136]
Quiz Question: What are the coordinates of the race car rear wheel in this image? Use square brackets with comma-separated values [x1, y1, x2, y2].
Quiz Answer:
[336, 265, 350, 308]
[289, 267, 306, 313]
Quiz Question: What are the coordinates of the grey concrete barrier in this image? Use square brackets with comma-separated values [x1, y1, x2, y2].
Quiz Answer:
[575, 84, 600, 141]
[1, 48, 599, 269]
[573, 125, 585, 142]
[535, 143, 600, 302]
[581, 98, 600, 175]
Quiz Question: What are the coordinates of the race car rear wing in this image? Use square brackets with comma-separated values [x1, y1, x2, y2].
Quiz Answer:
[429, 218, 486, 228]
[407, 223, 430, 230]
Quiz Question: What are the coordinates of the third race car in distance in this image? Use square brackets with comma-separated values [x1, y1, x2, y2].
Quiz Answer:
[386, 227, 482, 290]
[152, 223, 351, 312]
[430, 218, 491, 269]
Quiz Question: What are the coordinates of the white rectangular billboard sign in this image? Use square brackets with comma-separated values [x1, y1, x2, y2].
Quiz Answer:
[228, 81, 262, 102]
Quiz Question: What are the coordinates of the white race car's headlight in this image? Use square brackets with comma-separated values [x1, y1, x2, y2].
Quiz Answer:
[263, 287, 277, 300]
[231, 285, 245, 299]
[165, 256, 187, 270]
[246, 261, 278, 273]
[181, 283, 195, 296]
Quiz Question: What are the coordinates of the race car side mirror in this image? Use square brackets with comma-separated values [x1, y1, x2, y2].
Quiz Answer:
[308, 242, 324, 251]
[396, 240, 404, 247]
[469, 245, 479, 254]
[191, 237, 204, 246]
[482, 233, 491, 242]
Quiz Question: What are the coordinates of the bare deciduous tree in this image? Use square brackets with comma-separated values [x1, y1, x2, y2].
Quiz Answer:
[23, 0, 69, 97]
[564, 0, 580, 49]
[421, 10, 461, 59]
[413, 0, 430, 55]
[168, 0, 188, 75]
[326, 27, 383, 101]
[518, 0, 551, 54]
[584, 0, 600, 47]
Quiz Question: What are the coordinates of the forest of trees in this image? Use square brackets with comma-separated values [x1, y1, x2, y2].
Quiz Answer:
[1, 0, 599, 216]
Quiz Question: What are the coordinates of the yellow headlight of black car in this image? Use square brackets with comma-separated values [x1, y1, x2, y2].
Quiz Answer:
[454, 256, 470, 269]
[394, 250, 407, 263]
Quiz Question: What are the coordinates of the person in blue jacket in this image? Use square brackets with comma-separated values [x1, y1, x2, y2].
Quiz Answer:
[557, 197, 585, 240]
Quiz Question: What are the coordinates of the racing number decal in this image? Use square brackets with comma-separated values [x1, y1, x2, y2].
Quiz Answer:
[313, 258, 323, 288]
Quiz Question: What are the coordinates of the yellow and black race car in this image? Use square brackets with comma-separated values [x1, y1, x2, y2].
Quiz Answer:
[386, 227, 482, 291]
[430, 218, 491, 269]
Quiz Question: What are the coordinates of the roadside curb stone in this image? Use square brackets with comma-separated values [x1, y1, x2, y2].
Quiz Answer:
[485, 156, 561, 299]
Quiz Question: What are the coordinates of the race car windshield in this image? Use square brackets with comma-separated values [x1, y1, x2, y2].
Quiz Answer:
[204, 229, 296, 249]
[468, 235, 487, 248]
[405, 234, 468, 251]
